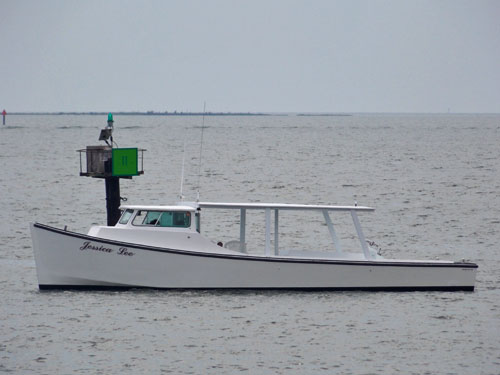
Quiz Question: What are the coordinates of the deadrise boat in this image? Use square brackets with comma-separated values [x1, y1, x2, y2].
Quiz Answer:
[30, 201, 477, 291]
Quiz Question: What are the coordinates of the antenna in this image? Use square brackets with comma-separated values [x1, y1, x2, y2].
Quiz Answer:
[196, 102, 206, 201]
[179, 136, 187, 201]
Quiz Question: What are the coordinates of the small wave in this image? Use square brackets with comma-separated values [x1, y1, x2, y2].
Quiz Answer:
[191, 125, 213, 129]
[431, 315, 454, 320]
[120, 126, 142, 129]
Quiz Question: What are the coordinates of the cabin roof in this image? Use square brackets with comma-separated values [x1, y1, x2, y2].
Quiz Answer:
[120, 205, 196, 212]
[197, 202, 374, 212]
[120, 202, 375, 212]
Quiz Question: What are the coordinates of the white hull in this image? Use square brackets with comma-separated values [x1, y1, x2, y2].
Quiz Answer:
[31, 223, 477, 291]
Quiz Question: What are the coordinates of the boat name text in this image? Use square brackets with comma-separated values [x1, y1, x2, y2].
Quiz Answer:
[79, 241, 135, 257]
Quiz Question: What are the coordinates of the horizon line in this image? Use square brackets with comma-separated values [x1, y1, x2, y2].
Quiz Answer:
[3, 111, 500, 116]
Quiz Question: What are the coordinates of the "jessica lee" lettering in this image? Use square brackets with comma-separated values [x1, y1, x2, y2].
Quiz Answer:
[80, 241, 113, 253]
[79, 241, 135, 257]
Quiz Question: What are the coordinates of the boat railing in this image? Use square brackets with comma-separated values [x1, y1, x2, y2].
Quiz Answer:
[198, 202, 376, 260]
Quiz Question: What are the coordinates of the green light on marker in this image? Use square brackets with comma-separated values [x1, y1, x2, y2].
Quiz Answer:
[108, 113, 114, 122]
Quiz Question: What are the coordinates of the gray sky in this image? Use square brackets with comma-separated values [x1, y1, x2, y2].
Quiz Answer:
[1, 0, 499, 113]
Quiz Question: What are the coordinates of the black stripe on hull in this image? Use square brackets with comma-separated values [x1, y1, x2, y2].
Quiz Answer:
[39, 284, 475, 292]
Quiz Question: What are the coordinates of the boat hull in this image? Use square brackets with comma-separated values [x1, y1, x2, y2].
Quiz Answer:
[31, 223, 477, 291]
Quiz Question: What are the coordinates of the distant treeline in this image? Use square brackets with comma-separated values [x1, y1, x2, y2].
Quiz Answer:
[296, 113, 352, 116]
[8, 111, 271, 116]
[7, 111, 354, 117]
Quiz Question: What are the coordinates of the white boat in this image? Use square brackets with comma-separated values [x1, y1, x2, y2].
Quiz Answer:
[31, 201, 477, 291]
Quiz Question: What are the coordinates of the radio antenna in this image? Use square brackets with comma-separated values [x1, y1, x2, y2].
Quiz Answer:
[196, 102, 206, 201]
[179, 136, 187, 201]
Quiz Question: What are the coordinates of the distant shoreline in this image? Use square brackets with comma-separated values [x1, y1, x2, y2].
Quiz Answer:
[4, 111, 352, 117]
[5, 111, 273, 116]
[4, 112, 498, 116]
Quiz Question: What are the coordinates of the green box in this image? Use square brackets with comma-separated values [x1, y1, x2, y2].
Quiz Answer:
[112, 148, 138, 176]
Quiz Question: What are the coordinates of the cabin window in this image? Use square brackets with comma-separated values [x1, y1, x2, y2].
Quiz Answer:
[119, 209, 134, 224]
[132, 210, 191, 228]
[144, 211, 162, 225]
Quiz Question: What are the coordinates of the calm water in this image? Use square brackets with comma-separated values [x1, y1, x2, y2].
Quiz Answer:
[1, 114, 499, 374]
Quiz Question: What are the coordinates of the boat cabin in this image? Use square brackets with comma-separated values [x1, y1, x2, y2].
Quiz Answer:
[119, 206, 193, 228]
[115, 205, 198, 231]
[101, 202, 380, 260]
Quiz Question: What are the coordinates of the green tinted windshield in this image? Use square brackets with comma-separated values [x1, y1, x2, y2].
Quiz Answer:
[119, 209, 134, 224]
[133, 211, 191, 228]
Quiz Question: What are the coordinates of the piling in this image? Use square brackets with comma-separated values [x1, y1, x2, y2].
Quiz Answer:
[105, 176, 121, 226]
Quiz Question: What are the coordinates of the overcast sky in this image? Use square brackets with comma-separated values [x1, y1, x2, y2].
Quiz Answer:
[1, 0, 499, 113]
